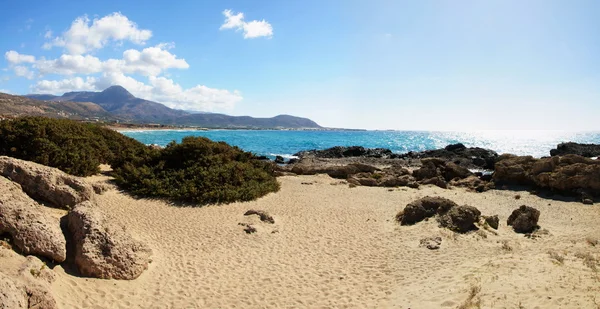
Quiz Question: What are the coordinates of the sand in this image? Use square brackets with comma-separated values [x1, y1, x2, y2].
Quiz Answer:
[2, 174, 600, 308]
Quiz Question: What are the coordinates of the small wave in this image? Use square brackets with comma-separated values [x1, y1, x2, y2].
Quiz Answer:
[269, 153, 298, 159]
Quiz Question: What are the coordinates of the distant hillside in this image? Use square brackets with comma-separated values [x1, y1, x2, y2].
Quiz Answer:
[173, 113, 321, 128]
[0, 92, 115, 120]
[16, 85, 323, 129]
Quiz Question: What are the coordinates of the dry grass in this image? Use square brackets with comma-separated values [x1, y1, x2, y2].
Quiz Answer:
[575, 252, 598, 271]
[457, 282, 482, 309]
[547, 250, 565, 265]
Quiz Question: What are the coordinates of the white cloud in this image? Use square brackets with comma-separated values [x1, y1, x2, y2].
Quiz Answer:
[220, 9, 273, 39]
[33, 74, 242, 111]
[36, 54, 103, 75]
[44, 30, 53, 39]
[5, 51, 36, 64]
[43, 12, 152, 54]
[104, 45, 189, 76]
[33, 76, 97, 94]
[13, 66, 35, 79]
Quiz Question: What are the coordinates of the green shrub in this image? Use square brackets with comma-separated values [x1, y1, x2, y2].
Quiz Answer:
[0, 117, 154, 176]
[113, 136, 280, 205]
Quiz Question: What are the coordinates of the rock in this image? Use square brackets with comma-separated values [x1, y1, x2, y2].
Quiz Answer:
[419, 237, 442, 250]
[398, 144, 499, 170]
[550, 142, 600, 157]
[352, 177, 379, 187]
[507, 205, 540, 233]
[443, 162, 473, 180]
[244, 210, 275, 224]
[287, 158, 298, 165]
[274, 156, 285, 164]
[67, 201, 152, 280]
[582, 199, 594, 205]
[421, 176, 448, 189]
[412, 161, 440, 181]
[91, 182, 113, 195]
[494, 155, 600, 196]
[294, 146, 395, 159]
[18, 256, 58, 309]
[0, 156, 94, 209]
[19, 256, 56, 284]
[0, 176, 67, 262]
[0, 273, 27, 309]
[484, 215, 499, 230]
[396, 196, 458, 225]
[438, 205, 481, 233]
[255, 155, 270, 161]
[450, 175, 494, 192]
[290, 163, 380, 179]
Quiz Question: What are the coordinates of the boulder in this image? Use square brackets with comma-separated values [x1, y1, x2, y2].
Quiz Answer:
[290, 163, 380, 179]
[274, 156, 285, 164]
[484, 215, 499, 230]
[67, 201, 152, 280]
[18, 256, 57, 309]
[399, 144, 499, 170]
[91, 182, 113, 195]
[294, 146, 395, 159]
[0, 176, 67, 262]
[397, 196, 458, 225]
[443, 162, 473, 180]
[421, 176, 448, 189]
[507, 205, 540, 233]
[493, 155, 538, 185]
[0, 156, 94, 209]
[550, 142, 600, 157]
[438, 205, 481, 233]
[449, 175, 494, 192]
[0, 273, 27, 309]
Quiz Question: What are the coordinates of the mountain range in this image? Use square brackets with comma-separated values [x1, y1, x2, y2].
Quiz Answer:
[0, 86, 321, 129]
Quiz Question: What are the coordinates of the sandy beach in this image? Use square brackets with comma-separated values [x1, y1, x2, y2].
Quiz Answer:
[2, 174, 598, 308]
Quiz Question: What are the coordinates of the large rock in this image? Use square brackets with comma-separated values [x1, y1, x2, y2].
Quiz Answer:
[494, 155, 600, 196]
[550, 142, 600, 157]
[294, 146, 396, 159]
[290, 163, 380, 179]
[507, 205, 540, 233]
[18, 256, 57, 309]
[438, 205, 481, 233]
[399, 143, 498, 170]
[397, 196, 458, 225]
[0, 156, 94, 209]
[67, 201, 152, 280]
[0, 273, 27, 309]
[0, 176, 67, 262]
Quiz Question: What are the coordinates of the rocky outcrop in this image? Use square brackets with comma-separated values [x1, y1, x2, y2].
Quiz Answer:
[450, 175, 495, 192]
[438, 205, 481, 233]
[398, 143, 499, 170]
[0, 156, 94, 209]
[0, 272, 27, 309]
[494, 154, 600, 197]
[67, 201, 152, 280]
[274, 156, 285, 164]
[294, 146, 396, 159]
[0, 176, 67, 262]
[290, 163, 381, 179]
[550, 142, 600, 157]
[412, 157, 482, 189]
[507, 205, 540, 233]
[396, 196, 458, 225]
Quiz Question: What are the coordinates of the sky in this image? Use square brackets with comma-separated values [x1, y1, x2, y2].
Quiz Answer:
[0, 0, 599, 130]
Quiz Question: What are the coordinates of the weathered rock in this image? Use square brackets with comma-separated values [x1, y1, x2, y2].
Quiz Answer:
[507, 205, 540, 233]
[412, 161, 440, 181]
[0, 273, 27, 309]
[274, 156, 285, 164]
[0, 176, 67, 262]
[352, 177, 379, 187]
[91, 182, 113, 195]
[0, 156, 94, 209]
[419, 237, 442, 250]
[484, 215, 499, 230]
[550, 142, 600, 157]
[438, 205, 481, 233]
[67, 201, 152, 280]
[244, 210, 275, 224]
[399, 144, 499, 169]
[421, 176, 448, 189]
[294, 146, 396, 159]
[494, 155, 600, 197]
[397, 196, 458, 225]
[290, 163, 380, 179]
[18, 256, 58, 309]
[443, 162, 473, 180]
[450, 175, 494, 192]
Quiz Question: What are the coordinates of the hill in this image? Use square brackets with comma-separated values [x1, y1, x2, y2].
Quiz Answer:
[0, 92, 115, 120]
[19, 86, 322, 129]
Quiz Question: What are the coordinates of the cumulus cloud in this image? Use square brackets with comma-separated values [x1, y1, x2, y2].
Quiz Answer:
[5, 51, 36, 64]
[220, 9, 273, 39]
[13, 66, 35, 79]
[33, 73, 242, 111]
[43, 12, 152, 54]
[36, 54, 103, 75]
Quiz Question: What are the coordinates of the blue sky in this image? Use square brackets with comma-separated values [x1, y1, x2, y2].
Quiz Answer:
[1, 0, 599, 130]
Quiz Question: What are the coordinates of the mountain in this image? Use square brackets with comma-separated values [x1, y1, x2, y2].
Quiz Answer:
[27, 86, 187, 123]
[0, 92, 115, 120]
[9, 85, 323, 129]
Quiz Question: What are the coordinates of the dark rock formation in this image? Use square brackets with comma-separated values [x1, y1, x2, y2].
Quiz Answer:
[398, 143, 499, 169]
[274, 156, 285, 164]
[244, 210, 275, 224]
[437, 205, 481, 233]
[550, 142, 600, 157]
[507, 205, 540, 233]
[494, 154, 600, 197]
[484, 215, 499, 230]
[396, 196, 458, 225]
[294, 146, 396, 159]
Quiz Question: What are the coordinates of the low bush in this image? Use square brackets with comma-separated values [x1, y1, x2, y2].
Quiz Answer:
[0, 117, 154, 176]
[113, 136, 280, 205]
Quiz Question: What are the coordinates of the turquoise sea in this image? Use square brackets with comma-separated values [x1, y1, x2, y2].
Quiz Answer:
[121, 130, 600, 159]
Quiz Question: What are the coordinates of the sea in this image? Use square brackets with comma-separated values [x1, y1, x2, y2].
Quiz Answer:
[120, 130, 600, 160]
